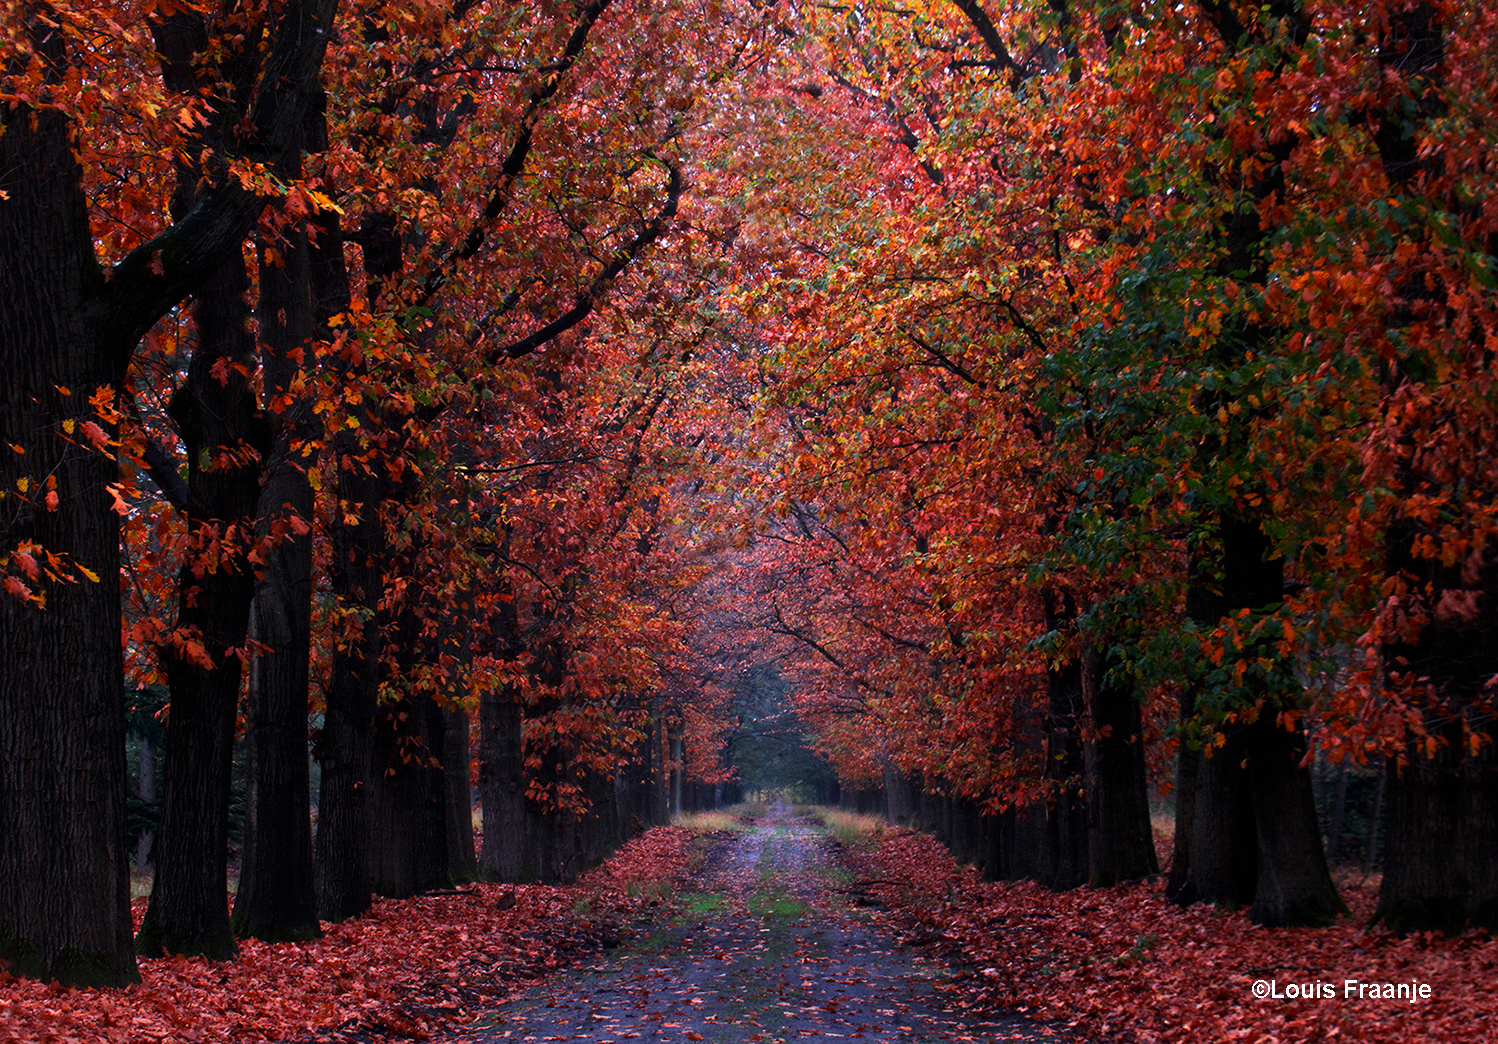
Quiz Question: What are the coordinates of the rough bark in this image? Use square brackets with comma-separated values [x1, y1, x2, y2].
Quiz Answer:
[0, 89, 138, 987]
[1082, 647, 1158, 887]
[480, 693, 529, 882]
[1377, 732, 1498, 935]
[235, 191, 332, 939]
[316, 457, 381, 920]
[988, 805, 1046, 883]
[0, 0, 335, 985]
[1041, 591, 1088, 891]
[236, 84, 348, 937]
[238, 446, 320, 936]
[1374, 515, 1498, 933]
[1248, 716, 1344, 927]
[444, 705, 480, 884]
[137, 251, 267, 961]
[368, 690, 450, 896]
[1183, 727, 1259, 909]
[1175, 517, 1343, 924]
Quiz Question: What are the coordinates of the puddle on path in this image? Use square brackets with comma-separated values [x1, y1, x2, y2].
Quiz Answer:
[455, 811, 1074, 1044]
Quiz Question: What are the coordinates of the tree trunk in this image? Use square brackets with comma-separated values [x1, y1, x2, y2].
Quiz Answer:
[237, 451, 320, 936]
[1041, 592, 1088, 891]
[369, 691, 450, 896]
[1247, 715, 1344, 926]
[1373, 540, 1498, 934]
[444, 705, 479, 884]
[1326, 760, 1349, 863]
[236, 206, 327, 937]
[0, 95, 138, 986]
[137, 250, 266, 961]
[989, 805, 1046, 882]
[1172, 516, 1342, 924]
[316, 461, 381, 919]
[1184, 725, 1258, 909]
[233, 592, 319, 941]
[480, 693, 529, 881]
[1083, 647, 1158, 887]
[236, 101, 345, 940]
[1375, 730, 1498, 935]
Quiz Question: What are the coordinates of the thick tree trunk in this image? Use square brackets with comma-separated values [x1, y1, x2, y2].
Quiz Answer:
[316, 462, 381, 919]
[1083, 647, 1158, 887]
[1248, 715, 1344, 926]
[237, 454, 319, 936]
[444, 705, 480, 884]
[1183, 725, 1258, 909]
[1374, 523, 1498, 933]
[989, 805, 1046, 882]
[137, 251, 265, 961]
[369, 691, 450, 896]
[0, 97, 139, 987]
[480, 693, 529, 881]
[231, 75, 344, 945]
[1174, 517, 1342, 924]
[1041, 592, 1088, 891]
[233, 599, 319, 941]
[1376, 731, 1498, 935]
[235, 204, 328, 938]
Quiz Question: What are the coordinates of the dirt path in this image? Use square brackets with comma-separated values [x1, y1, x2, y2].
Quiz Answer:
[457, 810, 1071, 1043]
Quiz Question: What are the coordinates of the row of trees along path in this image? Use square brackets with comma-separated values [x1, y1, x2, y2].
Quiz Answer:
[2, 0, 1497, 1016]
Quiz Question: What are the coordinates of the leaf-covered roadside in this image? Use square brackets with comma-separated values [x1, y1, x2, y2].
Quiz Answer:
[0, 826, 695, 1043]
[850, 829, 1497, 1043]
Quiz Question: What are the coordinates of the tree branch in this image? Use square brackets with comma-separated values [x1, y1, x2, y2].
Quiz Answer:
[482, 159, 684, 362]
[96, 0, 340, 372]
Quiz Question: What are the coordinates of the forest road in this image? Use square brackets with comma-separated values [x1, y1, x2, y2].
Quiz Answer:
[456, 810, 1075, 1044]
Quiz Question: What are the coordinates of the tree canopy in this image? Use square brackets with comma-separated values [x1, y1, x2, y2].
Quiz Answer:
[2, 0, 1496, 986]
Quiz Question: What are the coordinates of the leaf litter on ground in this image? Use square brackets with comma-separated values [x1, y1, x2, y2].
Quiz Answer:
[847, 827, 1498, 1043]
[0, 827, 694, 1044]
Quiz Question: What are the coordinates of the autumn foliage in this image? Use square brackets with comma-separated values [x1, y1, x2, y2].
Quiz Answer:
[2, 0, 1497, 1007]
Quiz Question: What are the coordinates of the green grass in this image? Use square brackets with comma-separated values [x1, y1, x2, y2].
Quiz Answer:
[678, 891, 729, 915]
[746, 888, 807, 919]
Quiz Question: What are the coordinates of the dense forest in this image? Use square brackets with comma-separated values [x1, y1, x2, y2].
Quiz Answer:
[2, 0, 1494, 990]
